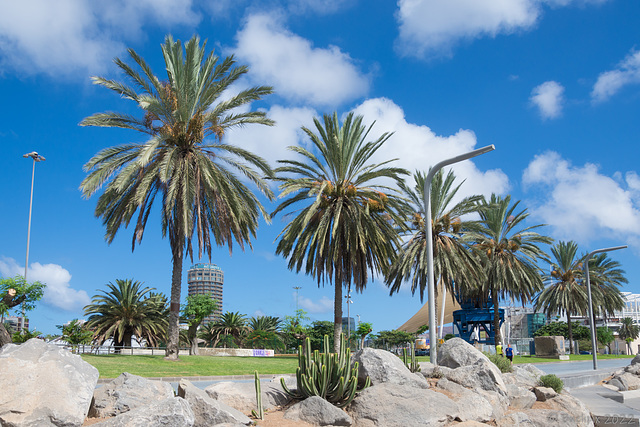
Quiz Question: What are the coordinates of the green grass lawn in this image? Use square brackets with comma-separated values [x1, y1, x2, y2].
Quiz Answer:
[81, 354, 299, 379]
[83, 352, 634, 379]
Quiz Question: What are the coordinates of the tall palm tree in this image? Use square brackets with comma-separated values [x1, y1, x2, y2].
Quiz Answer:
[272, 112, 408, 352]
[84, 279, 168, 352]
[213, 311, 249, 347]
[618, 317, 639, 354]
[587, 253, 626, 320]
[473, 194, 552, 347]
[534, 241, 588, 354]
[80, 35, 274, 359]
[386, 169, 485, 314]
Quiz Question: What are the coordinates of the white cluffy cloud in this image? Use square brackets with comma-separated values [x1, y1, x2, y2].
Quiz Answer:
[591, 49, 640, 103]
[352, 97, 510, 198]
[299, 295, 333, 313]
[234, 13, 370, 107]
[523, 151, 640, 242]
[0, 257, 91, 311]
[0, 0, 199, 76]
[530, 81, 565, 119]
[395, 0, 608, 58]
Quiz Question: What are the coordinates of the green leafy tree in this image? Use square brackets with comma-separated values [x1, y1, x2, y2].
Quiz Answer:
[386, 170, 484, 310]
[84, 279, 168, 352]
[596, 327, 615, 353]
[355, 322, 373, 350]
[57, 319, 93, 353]
[307, 320, 335, 351]
[281, 309, 310, 352]
[372, 330, 414, 350]
[272, 112, 407, 352]
[533, 321, 590, 341]
[12, 328, 42, 343]
[534, 241, 589, 354]
[0, 276, 46, 346]
[213, 311, 248, 348]
[618, 317, 640, 355]
[472, 194, 551, 346]
[80, 35, 275, 360]
[181, 294, 218, 355]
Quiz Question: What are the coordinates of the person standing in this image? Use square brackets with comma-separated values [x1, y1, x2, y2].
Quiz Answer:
[505, 344, 514, 362]
[496, 343, 503, 357]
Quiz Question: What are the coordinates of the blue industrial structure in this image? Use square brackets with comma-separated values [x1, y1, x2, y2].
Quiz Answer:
[452, 295, 505, 345]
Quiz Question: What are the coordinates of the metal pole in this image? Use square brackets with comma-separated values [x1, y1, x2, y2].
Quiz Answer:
[293, 286, 301, 311]
[22, 152, 45, 333]
[424, 145, 495, 365]
[584, 245, 627, 370]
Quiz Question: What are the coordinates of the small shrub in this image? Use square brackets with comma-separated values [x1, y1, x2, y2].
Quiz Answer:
[539, 374, 563, 393]
[485, 352, 513, 373]
[428, 367, 443, 378]
[444, 333, 455, 341]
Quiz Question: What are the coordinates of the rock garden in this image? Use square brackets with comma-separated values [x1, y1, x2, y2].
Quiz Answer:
[0, 337, 609, 426]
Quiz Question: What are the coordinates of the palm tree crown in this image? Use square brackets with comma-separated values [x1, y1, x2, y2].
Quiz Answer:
[386, 169, 484, 303]
[80, 35, 274, 359]
[272, 112, 408, 351]
[473, 194, 552, 346]
[534, 240, 588, 354]
[84, 279, 168, 351]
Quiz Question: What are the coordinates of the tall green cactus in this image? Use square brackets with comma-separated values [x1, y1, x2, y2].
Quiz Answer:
[402, 342, 421, 373]
[251, 370, 264, 420]
[280, 333, 370, 408]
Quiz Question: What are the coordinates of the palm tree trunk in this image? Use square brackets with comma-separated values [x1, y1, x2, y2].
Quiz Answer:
[491, 284, 502, 346]
[567, 314, 574, 355]
[334, 281, 343, 353]
[165, 251, 183, 360]
[189, 324, 199, 355]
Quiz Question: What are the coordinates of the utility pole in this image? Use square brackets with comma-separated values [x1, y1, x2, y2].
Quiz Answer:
[293, 286, 302, 311]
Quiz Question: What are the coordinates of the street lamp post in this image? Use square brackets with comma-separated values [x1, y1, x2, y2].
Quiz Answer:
[293, 286, 302, 312]
[345, 290, 353, 342]
[22, 151, 46, 333]
[424, 145, 495, 366]
[584, 245, 627, 370]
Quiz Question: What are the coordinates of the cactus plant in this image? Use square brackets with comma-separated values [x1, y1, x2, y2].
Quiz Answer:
[251, 370, 264, 420]
[402, 341, 421, 373]
[280, 333, 370, 408]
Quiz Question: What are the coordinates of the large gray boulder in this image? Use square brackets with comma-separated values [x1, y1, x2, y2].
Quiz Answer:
[89, 372, 175, 417]
[533, 386, 558, 402]
[631, 354, 640, 365]
[438, 338, 492, 368]
[534, 336, 565, 356]
[205, 381, 291, 412]
[284, 396, 352, 426]
[444, 364, 507, 395]
[0, 339, 99, 427]
[506, 384, 537, 410]
[497, 409, 578, 427]
[544, 394, 594, 427]
[177, 379, 252, 426]
[352, 348, 429, 389]
[504, 364, 545, 388]
[92, 397, 194, 426]
[348, 383, 460, 426]
[436, 378, 494, 422]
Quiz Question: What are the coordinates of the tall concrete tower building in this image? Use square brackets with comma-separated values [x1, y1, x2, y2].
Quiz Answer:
[187, 263, 223, 324]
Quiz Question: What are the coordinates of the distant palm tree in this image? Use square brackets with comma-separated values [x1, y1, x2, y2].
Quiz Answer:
[386, 169, 484, 311]
[534, 241, 588, 354]
[198, 322, 220, 348]
[214, 311, 249, 347]
[272, 112, 408, 352]
[473, 194, 552, 346]
[587, 253, 626, 320]
[84, 279, 168, 352]
[249, 315, 281, 332]
[80, 35, 274, 359]
[618, 317, 640, 355]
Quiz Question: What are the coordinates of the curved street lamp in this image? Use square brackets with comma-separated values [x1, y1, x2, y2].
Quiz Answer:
[22, 151, 45, 332]
[584, 245, 627, 370]
[424, 145, 495, 366]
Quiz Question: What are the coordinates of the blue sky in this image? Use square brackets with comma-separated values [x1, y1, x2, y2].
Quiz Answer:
[1, 0, 639, 336]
